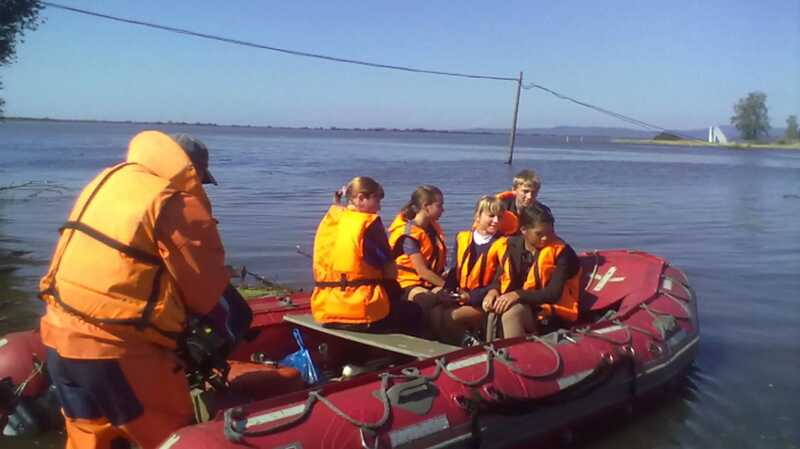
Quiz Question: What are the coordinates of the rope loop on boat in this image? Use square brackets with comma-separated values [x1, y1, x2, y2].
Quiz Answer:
[310, 372, 392, 430]
[654, 291, 692, 320]
[223, 393, 318, 442]
[621, 321, 664, 342]
[434, 347, 495, 387]
[575, 325, 633, 346]
[489, 335, 562, 379]
[223, 373, 392, 443]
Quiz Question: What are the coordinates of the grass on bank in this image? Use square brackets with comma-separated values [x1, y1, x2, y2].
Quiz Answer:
[614, 139, 800, 150]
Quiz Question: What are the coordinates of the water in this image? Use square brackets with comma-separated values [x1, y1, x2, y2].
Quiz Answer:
[1, 120, 799, 448]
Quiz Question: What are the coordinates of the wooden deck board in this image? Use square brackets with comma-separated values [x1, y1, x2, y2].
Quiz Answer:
[283, 314, 460, 359]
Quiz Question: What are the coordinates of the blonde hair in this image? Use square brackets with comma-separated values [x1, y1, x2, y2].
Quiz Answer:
[334, 176, 385, 204]
[512, 169, 542, 189]
[400, 185, 442, 220]
[473, 194, 506, 218]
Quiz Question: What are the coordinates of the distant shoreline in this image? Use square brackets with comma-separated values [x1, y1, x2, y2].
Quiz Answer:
[614, 138, 800, 150]
[0, 116, 503, 136]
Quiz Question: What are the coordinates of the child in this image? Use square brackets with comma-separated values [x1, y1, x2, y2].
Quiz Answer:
[483, 205, 581, 338]
[441, 195, 509, 344]
[388, 185, 448, 337]
[311, 176, 422, 334]
[496, 169, 551, 235]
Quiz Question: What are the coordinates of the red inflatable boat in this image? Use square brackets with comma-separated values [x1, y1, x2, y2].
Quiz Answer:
[0, 249, 698, 448]
[162, 249, 699, 449]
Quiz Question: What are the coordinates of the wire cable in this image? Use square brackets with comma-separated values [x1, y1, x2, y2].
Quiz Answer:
[523, 82, 703, 141]
[41, 1, 704, 140]
[40, 1, 517, 82]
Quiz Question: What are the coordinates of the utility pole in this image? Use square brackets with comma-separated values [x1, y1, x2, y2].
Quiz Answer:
[506, 71, 523, 165]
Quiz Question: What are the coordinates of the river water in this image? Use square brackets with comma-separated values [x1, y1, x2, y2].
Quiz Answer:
[1, 121, 798, 448]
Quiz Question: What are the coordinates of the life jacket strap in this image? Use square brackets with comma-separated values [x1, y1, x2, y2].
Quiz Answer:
[315, 274, 382, 291]
[60, 221, 163, 266]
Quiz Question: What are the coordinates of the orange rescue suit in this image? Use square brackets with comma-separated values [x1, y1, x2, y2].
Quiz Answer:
[455, 231, 509, 292]
[522, 239, 582, 322]
[38, 133, 220, 350]
[387, 214, 446, 289]
[311, 205, 390, 324]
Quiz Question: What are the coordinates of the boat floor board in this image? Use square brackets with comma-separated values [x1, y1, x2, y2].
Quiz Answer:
[283, 314, 460, 359]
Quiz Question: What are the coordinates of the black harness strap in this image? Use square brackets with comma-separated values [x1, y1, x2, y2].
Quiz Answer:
[43, 162, 173, 337]
[59, 221, 163, 266]
[315, 274, 382, 291]
[44, 285, 181, 341]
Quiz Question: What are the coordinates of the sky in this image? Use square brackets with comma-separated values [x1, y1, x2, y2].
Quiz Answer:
[3, 0, 799, 130]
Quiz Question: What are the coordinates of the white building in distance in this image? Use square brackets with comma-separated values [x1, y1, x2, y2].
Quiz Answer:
[708, 126, 729, 144]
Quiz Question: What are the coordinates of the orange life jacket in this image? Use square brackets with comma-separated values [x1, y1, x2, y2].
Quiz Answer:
[387, 214, 447, 289]
[495, 191, 520, 236]
[522, 239, 581, 322]
[38, 131, 216, 349]
[455, 231, 509, 291]
[311, 205, 389, 324]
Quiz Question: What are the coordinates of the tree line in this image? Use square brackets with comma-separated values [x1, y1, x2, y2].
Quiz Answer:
[1, 0, 42, 117]
[731, 91, 797, 143]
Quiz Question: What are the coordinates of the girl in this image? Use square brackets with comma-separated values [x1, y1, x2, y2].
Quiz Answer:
[310, 176, 422, 334]
[441, 195, 509, 345]
[388, 185, 448, 337]
[482, 205, 581, 338]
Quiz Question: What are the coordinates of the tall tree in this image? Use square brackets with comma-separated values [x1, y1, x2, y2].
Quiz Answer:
[730, 91, 770, 141]
[785, 115, 798, 142]
[1, 0, 43, 116]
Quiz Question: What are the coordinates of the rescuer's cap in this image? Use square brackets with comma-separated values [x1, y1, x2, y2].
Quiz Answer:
[171, 133, 217, 185]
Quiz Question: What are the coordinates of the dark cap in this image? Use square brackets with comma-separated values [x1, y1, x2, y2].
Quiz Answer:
[170, 134, 217, 185]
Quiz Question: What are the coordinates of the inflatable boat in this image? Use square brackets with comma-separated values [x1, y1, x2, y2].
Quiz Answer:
[0, 249, 698, 448]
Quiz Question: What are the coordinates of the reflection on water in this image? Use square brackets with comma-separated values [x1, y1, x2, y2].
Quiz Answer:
[1, 121, 799, 448]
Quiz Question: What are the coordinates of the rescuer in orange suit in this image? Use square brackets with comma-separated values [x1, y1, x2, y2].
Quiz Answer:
[38, 131, 230, 449]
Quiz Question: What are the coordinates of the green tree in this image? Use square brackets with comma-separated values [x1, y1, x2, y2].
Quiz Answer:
[1, 0, 43, 116]
[730, 91, 770, 141]
[786, 115, 798, 142]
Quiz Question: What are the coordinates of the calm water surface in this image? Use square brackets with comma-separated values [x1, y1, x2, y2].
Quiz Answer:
[1, 121, 798, 448]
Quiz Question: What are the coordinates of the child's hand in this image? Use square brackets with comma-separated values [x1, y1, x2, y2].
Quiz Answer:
[482, 289, 500, 312]
[494, 292, 521, 314]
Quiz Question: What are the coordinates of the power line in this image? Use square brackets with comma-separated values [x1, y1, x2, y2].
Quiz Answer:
[41, 1, 698, 140]
[40, 1, 517, 82]
[524, 82, 663, 131]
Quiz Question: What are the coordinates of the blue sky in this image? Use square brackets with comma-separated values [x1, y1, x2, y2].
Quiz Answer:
[3, 1, 798, 130]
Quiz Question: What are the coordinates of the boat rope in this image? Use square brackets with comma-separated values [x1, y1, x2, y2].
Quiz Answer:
[434, 348, 495, 387]
[13, 357, 44, 397]
[223, 373, 393, 443]
[573, 325, 633, 346]
[615, 320, 664, 342]
[309, 373, 392, 430]
[223, 393, 317, 442]
[489, 335, 562, 379]
[658, 290, 693, 319]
